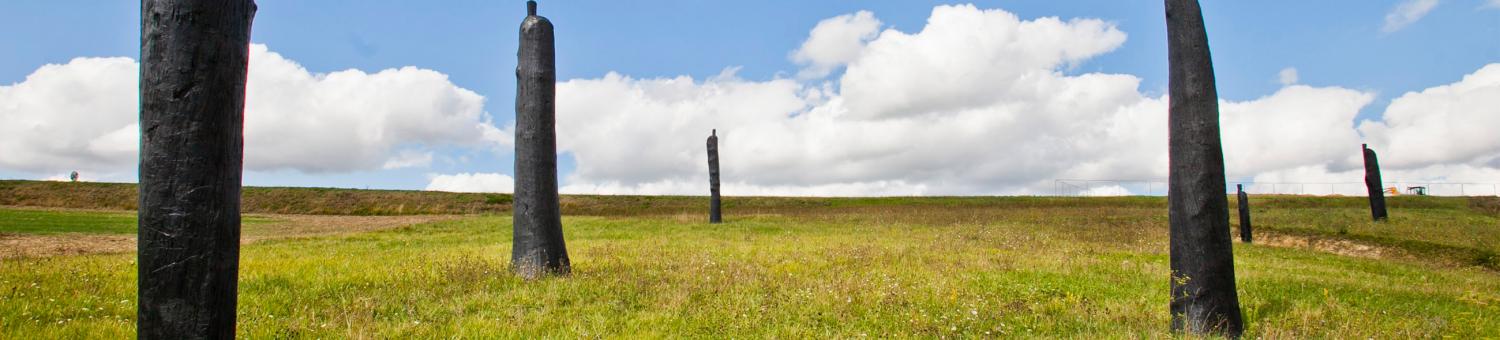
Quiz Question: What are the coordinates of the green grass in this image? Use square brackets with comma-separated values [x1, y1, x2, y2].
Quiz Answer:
[1245, 195, 1500, 268]
[0, 208, 275, 235]
[0, 209, 137, 234]
[2, 196, 1498, 337]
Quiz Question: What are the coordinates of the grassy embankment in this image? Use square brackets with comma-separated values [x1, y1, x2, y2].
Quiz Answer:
[1, 180, 1497, 337]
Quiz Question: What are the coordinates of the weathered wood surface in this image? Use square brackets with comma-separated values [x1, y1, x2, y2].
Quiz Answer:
[138, 0, 257, 338]
[512, 0, 570, 278]
[1165, 0, 1245, 336]
[1364, 144, 1389, 221]
[707, 130, 722, 224]
[1237, 184, 1252, 243]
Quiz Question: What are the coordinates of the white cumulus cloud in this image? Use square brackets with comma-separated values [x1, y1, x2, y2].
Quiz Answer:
[1383, 0, 1440, 33]
[553, 5, 1377, 196]
[244, 44, 501, 173]
[425, 172, 514, 193]
[1358, 64, 1500, 169]
[0, 44, 505, 176]
[554, 5, 1496, 196]
[1278, 67, 1299, 86]
[839, 5, 1128, 120]
[1220, 85, 1374, 176]
[0, 57, 139, 174]
[9, 5, 1495, 197]
[791, 11, 882, 79]
[1247, 63, 1500, 194]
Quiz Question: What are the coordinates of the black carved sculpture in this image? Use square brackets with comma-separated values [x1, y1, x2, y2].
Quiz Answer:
[512, 0, 570, 278]
[1237, 184, 1252, 243]
[138, 0, 256, 337]
[707, 129, 722, 224]
[1363, 144, 1389, 222]
[1164, 0, 1245, 336]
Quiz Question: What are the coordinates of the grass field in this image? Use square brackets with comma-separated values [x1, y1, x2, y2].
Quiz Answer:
[0, 209, 139, 235]
[1, 181, 1498, 337]
[0, 208, 280, 235]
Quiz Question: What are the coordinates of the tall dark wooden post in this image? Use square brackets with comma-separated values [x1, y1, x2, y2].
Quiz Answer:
[1164, 0, 1244, 336]
[1237, 184, 1252, 243]
[138, 0, 256, 337]
[512, 0, 570, 278]
[1363, 144, 1389, 221]
[707, 129, 722, 223]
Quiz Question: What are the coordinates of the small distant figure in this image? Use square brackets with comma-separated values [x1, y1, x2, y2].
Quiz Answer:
[69, 171, 79, 182]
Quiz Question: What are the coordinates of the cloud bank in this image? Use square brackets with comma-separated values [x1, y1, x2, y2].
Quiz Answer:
[243, 44, 503, 173]
[550, 5, 1500, 196]
[4, 5, 1495, 197]
[425, 173, 514, 193]
[791, 11, 882, 79]
[0, 44, 505, 179]
[0, 57, 139, 175]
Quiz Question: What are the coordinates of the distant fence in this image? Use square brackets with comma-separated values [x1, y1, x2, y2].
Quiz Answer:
[1053, 179, 1500, 197]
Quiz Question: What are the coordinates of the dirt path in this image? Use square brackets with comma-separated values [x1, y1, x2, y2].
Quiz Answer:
[0, 213, 463, 259]
[0, 233, 136, 259]
[1257, 233, 1389, 259]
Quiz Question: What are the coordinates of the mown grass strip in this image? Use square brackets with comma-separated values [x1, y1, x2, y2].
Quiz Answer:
[0, 208, 275, 235]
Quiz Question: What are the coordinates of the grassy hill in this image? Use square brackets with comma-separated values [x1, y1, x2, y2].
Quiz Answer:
[5, 179, 1495, 215]
[0, 180, 507, 215]
[1, 180, 945, 216]
[2, 180, 1497, 337]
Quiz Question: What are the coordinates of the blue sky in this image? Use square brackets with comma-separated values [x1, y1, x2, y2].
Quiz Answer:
[2, 1, 1498, 195]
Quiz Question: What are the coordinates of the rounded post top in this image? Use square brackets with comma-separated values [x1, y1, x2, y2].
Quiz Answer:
[527, 1, 537, 16]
